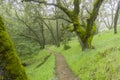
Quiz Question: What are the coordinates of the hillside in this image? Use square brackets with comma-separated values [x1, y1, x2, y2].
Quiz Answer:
[25, 29, 120, 80]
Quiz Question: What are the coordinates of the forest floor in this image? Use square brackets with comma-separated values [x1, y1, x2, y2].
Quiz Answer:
[55, 53, 79, 80]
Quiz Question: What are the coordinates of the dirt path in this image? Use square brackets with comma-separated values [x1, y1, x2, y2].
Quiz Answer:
[55, 53, 79, 80]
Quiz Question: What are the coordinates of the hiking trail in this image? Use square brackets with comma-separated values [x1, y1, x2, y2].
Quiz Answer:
[55, 53, 79, 80]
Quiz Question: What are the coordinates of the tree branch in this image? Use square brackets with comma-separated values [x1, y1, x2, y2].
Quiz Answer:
[73, 0, 81, 15]
[83, 6, 91, 15]
[19, 34, 40, 43]
[42, 17, 72, 23]
[22, 0, 73, 21]
[86, 0, 104, 34]
[15, 10, 40, 41]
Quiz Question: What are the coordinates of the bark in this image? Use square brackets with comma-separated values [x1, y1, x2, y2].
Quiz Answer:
[0, 16, 29, 80]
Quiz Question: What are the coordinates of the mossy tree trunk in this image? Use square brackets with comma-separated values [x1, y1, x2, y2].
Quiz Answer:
[58, 0, 103, 51]
[0, 16, 29, 80]
[73, 18, 96, 51]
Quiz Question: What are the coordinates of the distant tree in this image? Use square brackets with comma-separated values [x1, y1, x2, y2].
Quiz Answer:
[14, 3, 47, 49]
[55, 8, 60, 47]
[0, 16, 28, 79]
[105, 0, 117, 29]
[23, 0, 104, 51]
[14, 2, 67, 48]
[114, 0, 120, 34]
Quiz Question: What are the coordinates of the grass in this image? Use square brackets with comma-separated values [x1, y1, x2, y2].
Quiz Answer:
[23, 50, 56, 80]
[23, 28, 120, 80]
[49, 28, 120, 80]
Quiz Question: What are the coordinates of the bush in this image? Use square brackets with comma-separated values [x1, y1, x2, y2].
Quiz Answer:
[63, 44, 71, 50]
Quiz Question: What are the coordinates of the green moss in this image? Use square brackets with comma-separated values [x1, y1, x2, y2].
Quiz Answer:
[72, 16, 86, 37]
[87, 36, 93, 48]
[0, 16, 29, 80]
[84, 23, 96, 48]
[85, 24, 96, 48]
[91, 23, 97, 34]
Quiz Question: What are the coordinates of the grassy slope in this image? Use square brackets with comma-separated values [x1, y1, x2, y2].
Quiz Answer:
[50, 29, 120, 80]
[24, 50, 55, 80]
[24, 29, 120, 80]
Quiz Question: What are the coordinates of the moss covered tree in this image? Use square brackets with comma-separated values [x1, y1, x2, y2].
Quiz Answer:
[23, 0, 104, 51]
[0, 16, 29, 80]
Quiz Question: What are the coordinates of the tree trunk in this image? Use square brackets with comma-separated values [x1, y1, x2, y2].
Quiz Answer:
[82, 36, 93, 50]
[0, 16, 29, 80]
[114, 0, 120, 34]
[56, 19, 60, 47]
[76, 31, 94, 51]
[40, 22, 45, 49]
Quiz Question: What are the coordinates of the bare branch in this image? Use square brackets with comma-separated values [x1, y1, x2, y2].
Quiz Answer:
[23, 0, 73, 21]
[15, 10, 40, 41]
[83, 6, 91, 15]
[19, 34, 40, 42]
[42, 17, 72, 23]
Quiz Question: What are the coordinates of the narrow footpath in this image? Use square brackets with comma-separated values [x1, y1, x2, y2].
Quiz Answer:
[55, 53, 79, 80]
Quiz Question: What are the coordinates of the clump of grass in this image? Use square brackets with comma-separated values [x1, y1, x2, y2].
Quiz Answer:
[98, 47, 117, 57]
[63, 44, 71, 50]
